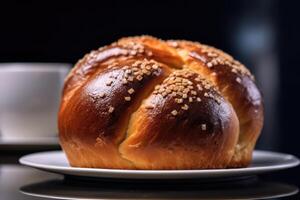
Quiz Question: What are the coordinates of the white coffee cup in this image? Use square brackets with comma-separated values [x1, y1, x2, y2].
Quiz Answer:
[0, 63, 70, 142]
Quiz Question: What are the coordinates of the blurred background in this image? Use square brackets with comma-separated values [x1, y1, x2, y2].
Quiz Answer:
[0, 0, 299, 156]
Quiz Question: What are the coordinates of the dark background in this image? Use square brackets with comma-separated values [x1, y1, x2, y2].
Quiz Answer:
[0, 0, 299, 157]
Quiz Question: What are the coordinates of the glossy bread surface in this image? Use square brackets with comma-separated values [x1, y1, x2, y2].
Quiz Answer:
[58, 36, 263, 169]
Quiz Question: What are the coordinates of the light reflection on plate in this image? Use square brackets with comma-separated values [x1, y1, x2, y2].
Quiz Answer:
[19, 150, 300, 180]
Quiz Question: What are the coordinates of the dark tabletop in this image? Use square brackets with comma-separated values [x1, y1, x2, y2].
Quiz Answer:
[1, 148, 299, 200]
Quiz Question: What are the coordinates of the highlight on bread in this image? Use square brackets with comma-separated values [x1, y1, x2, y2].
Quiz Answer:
[58, 36, 264, 169]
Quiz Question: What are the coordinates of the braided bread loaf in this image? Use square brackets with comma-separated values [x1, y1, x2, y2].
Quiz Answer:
[58, 36, 264, 169]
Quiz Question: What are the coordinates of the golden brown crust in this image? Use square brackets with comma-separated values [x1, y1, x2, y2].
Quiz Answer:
[59, 59, 171, 168]
[58, 35, 264, 169]
[167, 40, 264, 167]
[120, 70, 239, 169]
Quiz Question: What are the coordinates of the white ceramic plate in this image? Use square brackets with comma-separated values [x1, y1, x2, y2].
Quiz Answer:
[19, 150, 299, 180]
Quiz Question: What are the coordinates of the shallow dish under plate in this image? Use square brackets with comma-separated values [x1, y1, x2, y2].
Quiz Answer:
[19, 150, 299, 180]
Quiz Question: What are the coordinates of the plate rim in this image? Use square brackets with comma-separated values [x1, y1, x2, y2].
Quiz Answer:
[19, 150, 300, 179]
